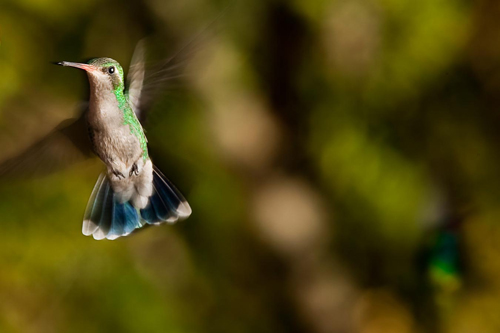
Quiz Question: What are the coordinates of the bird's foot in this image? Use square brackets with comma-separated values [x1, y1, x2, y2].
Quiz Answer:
[130, 163, 139, 177]
[129, 158, 144, 177]
[112, 170, 125, 180]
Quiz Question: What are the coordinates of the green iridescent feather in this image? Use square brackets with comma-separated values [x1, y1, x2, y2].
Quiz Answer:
[116, 87, 148, 160]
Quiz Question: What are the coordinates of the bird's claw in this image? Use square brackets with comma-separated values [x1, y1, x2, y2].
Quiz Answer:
[113, 170, 125, 180]
[130, 163, 140, 177]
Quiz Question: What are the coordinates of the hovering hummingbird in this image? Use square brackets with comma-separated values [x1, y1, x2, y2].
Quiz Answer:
[0, 42, 192, 240]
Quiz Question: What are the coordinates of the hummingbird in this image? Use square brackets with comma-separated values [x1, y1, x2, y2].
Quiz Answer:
[0, 42, 192, 240]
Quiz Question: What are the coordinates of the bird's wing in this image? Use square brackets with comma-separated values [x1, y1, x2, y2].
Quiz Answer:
[126, 39, 146, 120]
[126, 37, 196, 124]
[126, 11, 227, 124]
[0, 113, 94, 178]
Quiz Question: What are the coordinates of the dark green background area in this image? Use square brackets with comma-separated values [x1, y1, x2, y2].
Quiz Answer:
[0, 0, 499, 332]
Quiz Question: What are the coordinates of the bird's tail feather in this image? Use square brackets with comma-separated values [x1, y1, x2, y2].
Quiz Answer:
[82, 165, 191, 240]
[83, 173, 143, 240]
[140, 166, 192, 225]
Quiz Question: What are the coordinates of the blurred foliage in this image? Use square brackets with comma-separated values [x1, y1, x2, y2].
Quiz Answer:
[1, 0, 500, 332]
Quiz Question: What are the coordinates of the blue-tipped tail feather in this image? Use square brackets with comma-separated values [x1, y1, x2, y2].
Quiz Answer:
[140, 167, 192, 225]
[83, 166, 191, 240]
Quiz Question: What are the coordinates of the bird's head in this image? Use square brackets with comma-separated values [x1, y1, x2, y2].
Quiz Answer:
[58, 57, 125, 92]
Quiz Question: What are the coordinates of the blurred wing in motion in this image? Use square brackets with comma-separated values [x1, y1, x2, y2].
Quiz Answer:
[126, 37, 198, 124]
[126, 10, 227, 124]
[0, 113, 94, 178]
[127, 39, 146, 120]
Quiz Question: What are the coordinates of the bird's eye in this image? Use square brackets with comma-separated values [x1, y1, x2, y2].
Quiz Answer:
[108, 66, 115, 74]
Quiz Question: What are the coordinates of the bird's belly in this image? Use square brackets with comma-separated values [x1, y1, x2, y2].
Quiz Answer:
[92, 125, 142, 168]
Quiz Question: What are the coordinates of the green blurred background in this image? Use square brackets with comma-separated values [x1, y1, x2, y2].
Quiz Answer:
[1, 0, 499, 332]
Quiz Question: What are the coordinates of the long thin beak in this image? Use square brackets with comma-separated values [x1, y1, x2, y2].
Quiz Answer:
[56, 61, 96, 72]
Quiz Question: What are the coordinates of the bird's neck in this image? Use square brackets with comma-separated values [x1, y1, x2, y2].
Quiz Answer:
[88, 81, 126, 130]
